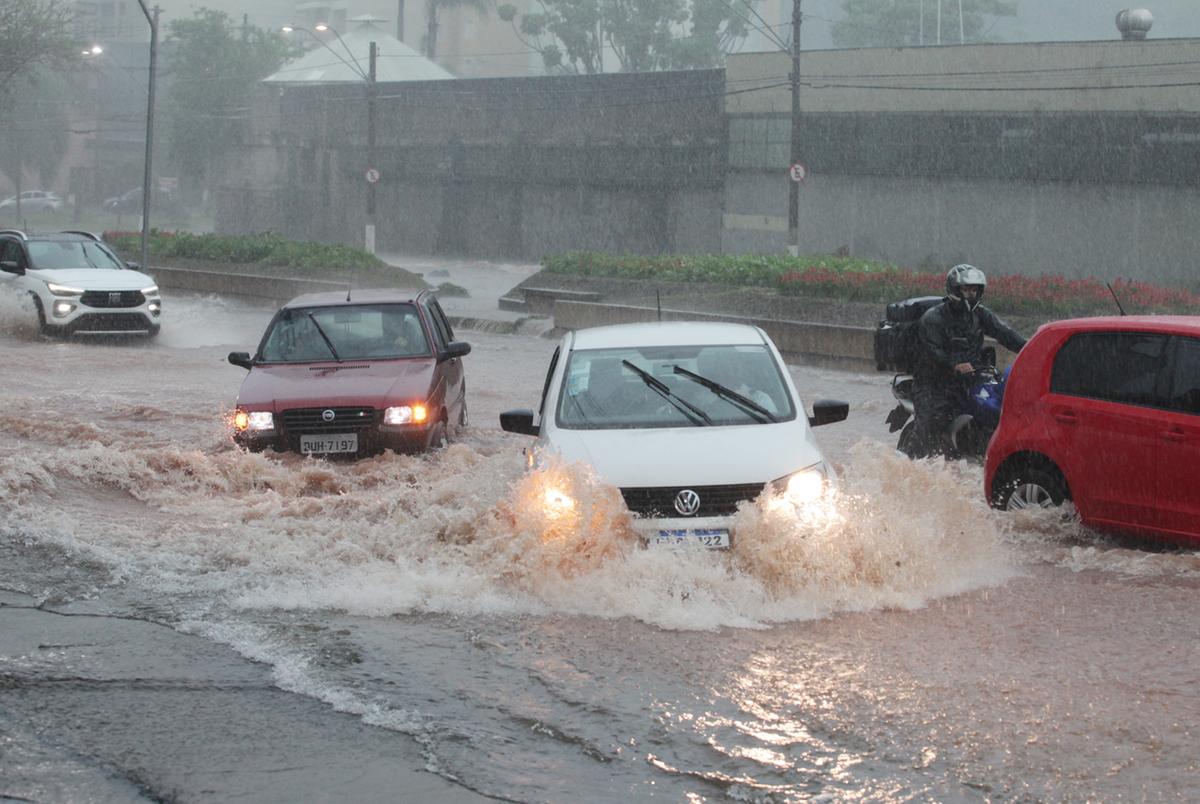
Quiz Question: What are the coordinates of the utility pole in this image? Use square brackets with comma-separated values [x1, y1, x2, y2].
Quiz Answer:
[788, 0, 803, 257]
[366, 40, 377, 254]
[135, 1, 159, 273]
[397, 0, 405, 42]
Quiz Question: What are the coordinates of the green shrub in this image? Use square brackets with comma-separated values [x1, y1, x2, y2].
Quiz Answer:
[104, 230, 385, 272]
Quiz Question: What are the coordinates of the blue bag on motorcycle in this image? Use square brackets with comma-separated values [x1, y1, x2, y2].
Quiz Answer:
[873, 296, 942, 373]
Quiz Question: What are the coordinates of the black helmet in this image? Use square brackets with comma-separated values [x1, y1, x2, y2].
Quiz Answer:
[946, 264, 987, 311]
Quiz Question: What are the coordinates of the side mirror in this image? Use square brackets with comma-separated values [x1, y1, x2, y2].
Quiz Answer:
[500, 408, 538, 436]
[228, 351, 254, 370]
[808, 399, 849, 427]
[440, 341, 471, 361]
[0, 259, 22, 274]
[125, 260, 141, 270]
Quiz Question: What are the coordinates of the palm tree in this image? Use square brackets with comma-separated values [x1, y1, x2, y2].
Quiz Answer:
[425, 0, 494, 59]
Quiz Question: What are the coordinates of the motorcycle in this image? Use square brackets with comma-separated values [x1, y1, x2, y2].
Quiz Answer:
[885, 357, 1008, 460]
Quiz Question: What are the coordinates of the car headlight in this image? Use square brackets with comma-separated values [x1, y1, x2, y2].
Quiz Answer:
[46, 282, 84, 296]
[141, 285, 159, 295]
[233, 410, 274, 432]
[769, 463, 829, 506]
[383, 404, 429, 425]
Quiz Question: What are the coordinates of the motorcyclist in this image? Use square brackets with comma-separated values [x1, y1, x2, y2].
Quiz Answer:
[905, 264, 1026, 458]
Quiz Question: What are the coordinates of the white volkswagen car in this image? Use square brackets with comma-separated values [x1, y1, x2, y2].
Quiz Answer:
[0, 229, 162, 336]
[500, 322, 848, 548]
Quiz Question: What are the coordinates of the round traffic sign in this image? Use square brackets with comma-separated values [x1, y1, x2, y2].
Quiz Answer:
[788, 162, 808, 183]
[365, 168, 381, 184]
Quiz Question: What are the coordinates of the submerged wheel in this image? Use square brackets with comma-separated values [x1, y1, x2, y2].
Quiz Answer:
[426, 420, 448, 450]
[995, 466, 1069, 511]
[896, 421, 917, 456]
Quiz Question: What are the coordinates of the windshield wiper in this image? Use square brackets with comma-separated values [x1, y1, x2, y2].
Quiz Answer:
[305, 312, 342, 362]
[672, 365, 779, 423]
[620, 360, 711, 426]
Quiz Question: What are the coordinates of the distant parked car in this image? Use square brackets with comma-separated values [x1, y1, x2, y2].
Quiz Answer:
[228, 288, 470, 457]
[500, 322, 849, 549]
[103, 187, 178, 215]
[986, 315, 1200, 547]
[0, 190, 63, 213]
[0, 228, 162, 336]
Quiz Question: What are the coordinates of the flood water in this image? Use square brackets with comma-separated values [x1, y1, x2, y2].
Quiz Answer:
[1, 292, 1197, 801]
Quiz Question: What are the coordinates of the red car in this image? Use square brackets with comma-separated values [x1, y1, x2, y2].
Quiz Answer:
[986, 316, 1200, 547]
[228, 288, 469, 456]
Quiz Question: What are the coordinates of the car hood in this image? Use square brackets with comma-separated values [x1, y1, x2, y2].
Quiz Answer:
[30, 267, 156, 291]
[237, 359, 437, 410]
[543, 420, 826, 488]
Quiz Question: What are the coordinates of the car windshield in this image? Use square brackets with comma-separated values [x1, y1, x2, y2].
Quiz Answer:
[258, 303, 429, 363]
[556, 344, 795, 429]
[27, 241, 124, 271]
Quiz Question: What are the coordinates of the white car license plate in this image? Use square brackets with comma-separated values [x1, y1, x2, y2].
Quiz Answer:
[299, 433, 358, 454]
[653, 528, 730, 549]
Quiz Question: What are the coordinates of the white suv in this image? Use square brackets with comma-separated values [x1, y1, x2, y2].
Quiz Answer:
[0, 229, 162, 336]
[500, 322, 848, 548]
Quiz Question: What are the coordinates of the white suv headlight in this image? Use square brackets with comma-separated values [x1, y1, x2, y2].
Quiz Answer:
[47, 282, 84, 296]
[141, 285, 159, 295]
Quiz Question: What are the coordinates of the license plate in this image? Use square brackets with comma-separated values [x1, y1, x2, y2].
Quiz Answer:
[299, 433, 358, 454]
[652, 528, 730, 549]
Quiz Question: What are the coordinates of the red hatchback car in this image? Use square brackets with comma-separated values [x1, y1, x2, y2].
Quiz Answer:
[986, 316, 1200, 547]
[228, 288, 469, 456]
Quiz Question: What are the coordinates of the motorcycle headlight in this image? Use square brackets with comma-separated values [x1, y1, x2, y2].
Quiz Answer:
[46, 282, 84, 296]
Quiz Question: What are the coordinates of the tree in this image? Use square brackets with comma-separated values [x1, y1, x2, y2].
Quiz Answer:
[425, 0, 494, 60]
[0, 0, 77, 93]
[0, 72, 72, 193]
[833, 0, 1017, 48]
[162, 9, 298, 189]
[498, 0, 753, 74]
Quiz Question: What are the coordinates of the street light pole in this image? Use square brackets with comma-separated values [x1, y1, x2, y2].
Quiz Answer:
[135, 0, 159, 273]
[788, 0, 803, 257]
[366, 40, 377, 254]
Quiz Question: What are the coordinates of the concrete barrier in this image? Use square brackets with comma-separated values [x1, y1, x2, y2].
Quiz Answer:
[152, 265, 347, 305]
[553, 299, 878, 370]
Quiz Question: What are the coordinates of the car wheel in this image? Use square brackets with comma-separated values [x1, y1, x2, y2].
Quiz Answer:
[28, 294, 52, 335]
[995, 466, 1069, 511]
[896, 421, 917, 455]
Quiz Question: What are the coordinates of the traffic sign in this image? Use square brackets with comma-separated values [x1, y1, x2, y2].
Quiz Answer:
[788, 162, 808, 183]
[365, 168, 381, 184]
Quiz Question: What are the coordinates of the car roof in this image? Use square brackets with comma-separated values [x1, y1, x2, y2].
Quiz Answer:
[570, 321, 768, 350]
[281, 287, 426, 308]
[1038, 315, 1200, 337]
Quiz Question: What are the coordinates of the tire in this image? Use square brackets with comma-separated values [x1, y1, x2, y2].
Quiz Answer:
[896, 421, 917, 456]
[28, 294, 56, 336]
[994, 466, 1069, 511]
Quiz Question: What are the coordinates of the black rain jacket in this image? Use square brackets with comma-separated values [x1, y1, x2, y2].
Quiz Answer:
[915, 299, 1026, 381]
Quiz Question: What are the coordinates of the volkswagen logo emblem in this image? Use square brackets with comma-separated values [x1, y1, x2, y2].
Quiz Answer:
[673, 489, 701, 517]
[321, 409, 336, 422]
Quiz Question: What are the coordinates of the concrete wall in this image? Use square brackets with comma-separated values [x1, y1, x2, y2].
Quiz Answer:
[723, 172, 1200, 286]
[216, 70, 726, 259]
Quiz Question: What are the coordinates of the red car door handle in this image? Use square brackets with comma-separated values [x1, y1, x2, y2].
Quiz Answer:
[1164, 428, 1186, 442]
[1053, 411, 1078, 424]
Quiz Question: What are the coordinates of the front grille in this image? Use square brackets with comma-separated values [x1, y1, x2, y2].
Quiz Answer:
[620, 483, 765, 518]
[81, 290, 145, 308]
[280, 406, 378, 435]
[71, 312, 153, 332]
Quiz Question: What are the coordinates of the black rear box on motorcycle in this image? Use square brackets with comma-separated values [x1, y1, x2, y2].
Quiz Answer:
[873, 295, 942, 372]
